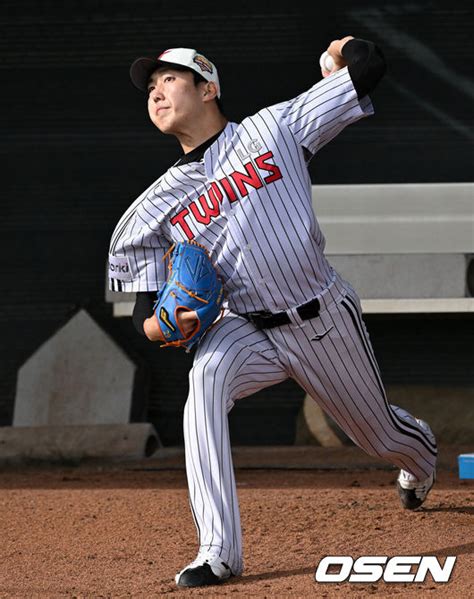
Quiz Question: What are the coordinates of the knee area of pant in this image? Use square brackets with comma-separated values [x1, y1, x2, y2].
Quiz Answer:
[362, 439, 400, 461]
[189, 361, 231, 392]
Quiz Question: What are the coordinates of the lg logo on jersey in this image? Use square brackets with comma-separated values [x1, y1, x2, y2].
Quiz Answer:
[314, 555, 456, 583]
[236, 138, 262, 160]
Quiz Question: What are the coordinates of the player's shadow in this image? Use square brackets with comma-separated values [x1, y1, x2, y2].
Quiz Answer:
[422, 505, 474, 515]
[226, 566, 315, 586]
[418, 541, 474, 557]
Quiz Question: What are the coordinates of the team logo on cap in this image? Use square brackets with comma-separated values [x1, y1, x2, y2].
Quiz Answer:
[193, 54, 213, 74]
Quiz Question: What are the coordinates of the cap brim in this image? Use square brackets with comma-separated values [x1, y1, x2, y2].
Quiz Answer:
[130, 57, 162, 92]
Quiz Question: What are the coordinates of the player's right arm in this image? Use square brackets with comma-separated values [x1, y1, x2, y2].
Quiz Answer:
[334, 37, 387, 100]
[276, 37, 386, 158]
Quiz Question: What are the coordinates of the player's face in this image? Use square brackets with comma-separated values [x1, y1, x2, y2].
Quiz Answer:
[147, 68, 205, 134]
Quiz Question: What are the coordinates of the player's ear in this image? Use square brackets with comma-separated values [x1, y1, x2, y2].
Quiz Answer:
[202, 81, 218, 101]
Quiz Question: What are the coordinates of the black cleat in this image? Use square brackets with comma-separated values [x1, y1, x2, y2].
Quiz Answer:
[397, 470, 435, 510]
[396, 416, 437, 510]
[175, 558, 232, 587]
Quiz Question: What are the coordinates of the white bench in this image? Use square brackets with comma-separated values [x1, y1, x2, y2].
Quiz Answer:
[107, 183, 474, 315]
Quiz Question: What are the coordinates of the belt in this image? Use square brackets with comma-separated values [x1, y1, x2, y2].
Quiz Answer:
[244, 297, 321, 330]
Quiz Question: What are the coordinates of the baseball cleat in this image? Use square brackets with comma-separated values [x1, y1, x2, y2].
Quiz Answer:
[397, 417, 436, 509]
[397, 469, 436, 509]
[175, 555, 233, 587]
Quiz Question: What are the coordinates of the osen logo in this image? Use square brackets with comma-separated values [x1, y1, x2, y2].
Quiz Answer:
[315, 556, 456, 583]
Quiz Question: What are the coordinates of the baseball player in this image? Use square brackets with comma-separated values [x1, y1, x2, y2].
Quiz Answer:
[108, 38, 437, 587]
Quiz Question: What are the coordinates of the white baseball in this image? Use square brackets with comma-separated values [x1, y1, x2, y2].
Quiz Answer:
[319, 51, 334, 73]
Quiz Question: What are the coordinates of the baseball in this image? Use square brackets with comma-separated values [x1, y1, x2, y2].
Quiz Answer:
[319, 51, 334, 73]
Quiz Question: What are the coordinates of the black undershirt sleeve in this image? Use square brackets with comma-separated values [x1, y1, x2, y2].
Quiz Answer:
[132, 291, 156, 336]
[341, 38, 387, 99]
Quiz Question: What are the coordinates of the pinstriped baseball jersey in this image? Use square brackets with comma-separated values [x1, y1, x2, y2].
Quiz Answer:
[108, 66, 373, 314]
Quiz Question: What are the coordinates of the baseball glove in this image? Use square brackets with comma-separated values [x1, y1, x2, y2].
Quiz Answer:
[153, 240, 225, 352]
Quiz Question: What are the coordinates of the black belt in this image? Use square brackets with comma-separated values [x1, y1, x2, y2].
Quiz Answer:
[244, 297, 321, 330]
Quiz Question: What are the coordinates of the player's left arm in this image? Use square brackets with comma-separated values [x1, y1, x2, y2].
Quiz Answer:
[142, 303, 198, 342]
[277, 36, 386, 157]
[133, 291, 198, 342]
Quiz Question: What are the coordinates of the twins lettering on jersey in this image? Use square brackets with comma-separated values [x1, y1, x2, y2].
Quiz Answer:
[170, 150, 283, 240]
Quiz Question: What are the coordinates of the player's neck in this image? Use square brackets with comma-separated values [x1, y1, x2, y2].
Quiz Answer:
[177, 115, 228, 155]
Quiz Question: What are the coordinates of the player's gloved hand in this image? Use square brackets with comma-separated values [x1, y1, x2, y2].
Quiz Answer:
[322, 35, 354, 77]
[146, 240, 225, 352]
[144, 310, 198, 341]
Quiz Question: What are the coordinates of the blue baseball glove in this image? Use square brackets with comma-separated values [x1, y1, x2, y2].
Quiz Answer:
[153, 241, 225, 352]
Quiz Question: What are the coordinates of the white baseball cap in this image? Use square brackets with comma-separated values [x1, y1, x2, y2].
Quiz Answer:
[130, 48, 221, 98]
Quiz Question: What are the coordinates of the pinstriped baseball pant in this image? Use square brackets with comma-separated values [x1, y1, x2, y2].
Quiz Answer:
[183, 269, 437, 575]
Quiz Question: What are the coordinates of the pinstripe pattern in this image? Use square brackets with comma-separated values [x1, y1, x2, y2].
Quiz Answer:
[184, 312, 288, 575]
[184, 276, 436, 574]
[107, 64, 437, 575]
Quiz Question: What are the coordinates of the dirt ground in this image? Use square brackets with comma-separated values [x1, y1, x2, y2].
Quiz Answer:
[0, 446, 472, 598]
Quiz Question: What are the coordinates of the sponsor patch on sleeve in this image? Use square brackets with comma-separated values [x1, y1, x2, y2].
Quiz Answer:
[108, 253, 133, 282]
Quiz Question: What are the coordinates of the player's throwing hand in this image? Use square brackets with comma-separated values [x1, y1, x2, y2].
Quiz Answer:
[321, 35, 354, 77]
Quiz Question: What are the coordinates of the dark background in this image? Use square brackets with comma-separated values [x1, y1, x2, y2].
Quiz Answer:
[1, 1, 473, 444]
